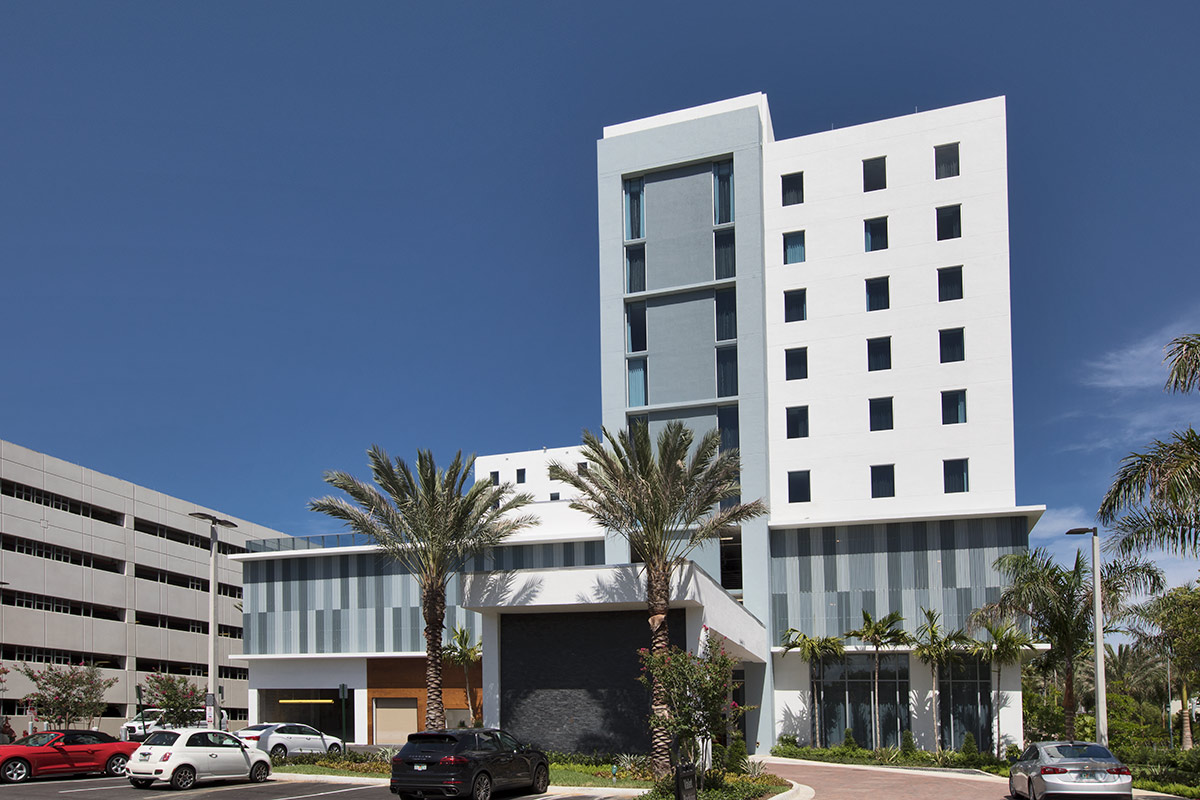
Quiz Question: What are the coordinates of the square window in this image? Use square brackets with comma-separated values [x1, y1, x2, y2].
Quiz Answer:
[784, 289, 807, 322]
[935, 143, 960, 179]
[786, 406, 809, 439]
[549, 492, 560, 501]
[626, 301, 647, 352]
[867, 337, 891, 371]
[516, 469, 526, 484]
[937, 205, 962, 240]
[628, 358, 648, 407]
[715, 230, 736, 279]
[944, 459, 969, 493]
[489, 471, 499, 486]
[626, 245, 646, 293]
[716, 348, 738, 398]
[869, 397, 894, 431]
[713, 160, 733, 224]
[863, 156, 887, 191]
[577, 462, 588, 474]
[940, 328, 965, 363]
[866, 277, 889, 311]
[782, 172, 804, 205]
[784, 231, 806, 264]
[865, 217, 888, 251]
[942, 390, 967, 424]
[624, 178, 644, 240]
[871, 464, 895, 498]
[786, 347, 808, 380]
[716, 288, 737, 341]
[938, 266, 963, 301]
[788, 470, 811, 503]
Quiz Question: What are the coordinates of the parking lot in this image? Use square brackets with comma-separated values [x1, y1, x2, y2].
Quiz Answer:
[0, 775, 393, 800]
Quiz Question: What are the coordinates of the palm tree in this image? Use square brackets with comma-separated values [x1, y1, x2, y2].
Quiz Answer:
[443, 625, 482, 726]
[970, 619, 1035, 759]
[844, 609, 911, 749]
[781, 629, 845, 747]
[310, 446, 537, 730]
[1127, 584, 1200, 750]
[548, 421, 766, 776]
[910, 608, 970, 750]
[1098, 333, 1200, 557]
[974, 547, 1163, 740]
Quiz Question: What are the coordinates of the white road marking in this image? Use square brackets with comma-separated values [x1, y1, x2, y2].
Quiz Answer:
[273, 786, 382, 800]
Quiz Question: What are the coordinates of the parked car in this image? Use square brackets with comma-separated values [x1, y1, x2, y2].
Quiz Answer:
[0, 730, 139, 783]
[121, 708, 228, 741]
[390, 729, 549, 800]
[1009, 740, 1133, 800]
[234, 723, 344, 757]
[126, 728, 270, 790]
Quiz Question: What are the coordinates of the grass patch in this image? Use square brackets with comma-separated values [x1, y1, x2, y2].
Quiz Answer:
[274, 764, 388, 780]
[550, 763, 655, 788]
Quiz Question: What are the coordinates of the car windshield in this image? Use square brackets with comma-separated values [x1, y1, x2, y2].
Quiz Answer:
[143, 731, 181, 747]
[13, 733, 59, 747]
[1045, 744, 1115, 760]
[236, 725, 272, 733]
[400, 734, 459, 757]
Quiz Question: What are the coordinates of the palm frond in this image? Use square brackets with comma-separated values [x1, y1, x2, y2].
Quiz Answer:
[1165, 333, 1200, 394]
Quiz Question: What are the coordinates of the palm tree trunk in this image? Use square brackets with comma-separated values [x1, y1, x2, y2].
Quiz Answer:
[873, 648, 881, 749]
[1182, 679, 1193, 750]
[810, 660, 820, 748]
[647, 563, 672, 776]
[423, 585, 447, 730]
[994, 665, 1002, 760]
[463, 663, 474, 725]
[931, 665, 941, 750]
[1063, 653, 1076, 741]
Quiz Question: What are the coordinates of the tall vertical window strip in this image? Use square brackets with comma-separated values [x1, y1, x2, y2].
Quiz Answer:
[866, 277, 889, 311]
[627, 358, 647, 407]
[871, 464, 896, 498]
[786, 406, 809, 439]
[867, 337, 892, 371]
[624, 178, 644, 240]
[714, 230, 736, 279]
[716, 348, 738, 398]
[939, 328, 965, 363]
[713, 160, 733, 224]
[784, 231, 805, 264]
[865, 217, 888, 251]
[782, 172, 804, 205]
[938, 266, 963, 301]
[788, 470, 811, 503]
[626, 302, 647, 353]
[942, 390, 967, 424]
[863, 156, 887, 191]
[786, 348, 808, 380]
[784, 289, 807, 322]
[935, 143, 960, 179]
[944, 459, 969, 493]
[937, 205, 962, 240]
[715, 289, 737, 341]
[717, 405, 740, 452]
[626, 245, 646, 293]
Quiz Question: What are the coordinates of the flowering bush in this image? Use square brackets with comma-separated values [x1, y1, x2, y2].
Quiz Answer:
[17, 662, 116, 728]
[141, 673, 205, 727]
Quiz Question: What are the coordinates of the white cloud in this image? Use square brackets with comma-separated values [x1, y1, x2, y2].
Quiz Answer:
[1081, 315, 1200, 391]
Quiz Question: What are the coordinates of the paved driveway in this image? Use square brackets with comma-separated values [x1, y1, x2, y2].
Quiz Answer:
[763, 758, 1010, 800]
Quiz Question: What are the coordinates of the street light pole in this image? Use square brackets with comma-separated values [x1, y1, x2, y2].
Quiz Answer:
[189, 512, 237, 731]
[1067, 526, 1106, 746]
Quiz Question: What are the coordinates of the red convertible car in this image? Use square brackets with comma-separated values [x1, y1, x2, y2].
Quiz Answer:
[0, 730, 139, 783]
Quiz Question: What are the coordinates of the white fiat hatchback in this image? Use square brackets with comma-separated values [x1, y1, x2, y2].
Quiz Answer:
[127, 728, 270, 790]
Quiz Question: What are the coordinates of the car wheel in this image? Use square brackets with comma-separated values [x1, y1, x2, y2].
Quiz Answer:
[130, 778, 154, 789]
[270, 744, 287, 759]
[106, 753, 130, 776]
[171, 764, 197, 790]
[530, 763, 549, 794]
[326, 743, 342, 756]
[1, 758, 30, 784]
[472, 772, 492, 800]
[250, 761, 270, 783]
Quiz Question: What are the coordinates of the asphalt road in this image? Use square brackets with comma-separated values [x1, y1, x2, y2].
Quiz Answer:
[0, 775, 392, 800]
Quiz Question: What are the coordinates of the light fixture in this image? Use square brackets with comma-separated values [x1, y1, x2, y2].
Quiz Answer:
[189, 512, 237, 732]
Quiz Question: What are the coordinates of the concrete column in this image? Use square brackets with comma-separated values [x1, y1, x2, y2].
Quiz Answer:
[772, 652, 812, 745]
[908, 654, 936, 750]
[246, 689, 259, 726]
[354, 688, 369, 745]
[998, 661, 1023, 753]
[481, 612, 501, 728]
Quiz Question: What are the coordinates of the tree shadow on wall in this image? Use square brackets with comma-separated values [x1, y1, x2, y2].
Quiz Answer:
[579, 564, 645, 605]
[469, 569, 543, 607]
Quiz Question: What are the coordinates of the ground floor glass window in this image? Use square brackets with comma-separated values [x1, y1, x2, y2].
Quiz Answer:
[937, 656, 992, 751]
[814, 653, 909, 748]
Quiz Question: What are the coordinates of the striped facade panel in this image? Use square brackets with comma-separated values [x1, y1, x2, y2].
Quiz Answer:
[243, 540, 605, 655]
[767, 515, 1027, 644]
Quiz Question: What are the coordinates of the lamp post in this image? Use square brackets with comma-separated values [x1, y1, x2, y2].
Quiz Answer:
[189, 512, 237, 731]
[1067, 526, 1106, 746]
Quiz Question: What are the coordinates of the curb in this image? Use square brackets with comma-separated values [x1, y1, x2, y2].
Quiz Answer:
[756, 755, 1006, 783]
[270, 772, 651, 795]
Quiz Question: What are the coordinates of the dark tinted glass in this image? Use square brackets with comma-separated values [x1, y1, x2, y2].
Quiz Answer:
[786, 406, 809, 439]
[865, 218, 888, 251]
[937, 205, 962, 240]
[866, 277, 889, 311]
[863, 157, 887, 191]
[143, 731, 180, 746]
[784, 289, 806, 322]
[400, 734, 459, 756]
[935, 143, 960, 179]
[938, 266, 963, 301]
[1044, 744, 1115, 760]
[715, 230, 736, 279]
[782, 172, 804, 205]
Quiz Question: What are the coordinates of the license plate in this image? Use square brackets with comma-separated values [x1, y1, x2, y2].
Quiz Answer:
[414, 764, 426, 771]
[1078, 771, 1098, 781]
[139, 753, 150, 761]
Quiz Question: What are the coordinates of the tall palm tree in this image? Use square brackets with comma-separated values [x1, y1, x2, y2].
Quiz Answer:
[781, 629, 845, 747]
[910, 608, 970, 750]
[548, 421, 766, 776]
[974, 547, 1163, 740]
[1127, 584, 1200, 750]
[970, 619, 1035, 759]
[845, 609, 911, 749]
[1098, 333, 1200, 556]
[443, 625, 483, 726]
[310, 446, 536, 730]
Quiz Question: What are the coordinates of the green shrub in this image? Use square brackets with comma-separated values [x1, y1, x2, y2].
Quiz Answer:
[1004, 744, 1021, 762]
[960, 732, 978, 759]
[844, 728, 858, 750]
[711, 741, 728, 771]
[900, 730, 916, 756]
[725, 734, 748, 775]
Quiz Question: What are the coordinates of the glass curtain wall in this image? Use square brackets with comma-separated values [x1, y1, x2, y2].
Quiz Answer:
[937, 656, 992, 750]
[814, 654, 910, 748]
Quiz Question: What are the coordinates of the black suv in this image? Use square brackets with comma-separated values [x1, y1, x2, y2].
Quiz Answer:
[390, 729, 549, 800]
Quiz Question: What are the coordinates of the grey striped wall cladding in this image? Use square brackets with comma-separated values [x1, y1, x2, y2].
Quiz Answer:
[768, 516, 1028, 644]
[243, 540, 604, 655]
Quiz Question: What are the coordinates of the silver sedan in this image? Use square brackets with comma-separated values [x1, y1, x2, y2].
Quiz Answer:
[1009, 741, 1132, 799]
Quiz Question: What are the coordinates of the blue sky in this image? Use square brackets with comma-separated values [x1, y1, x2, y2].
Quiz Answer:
[2, 1, 1197, 586]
